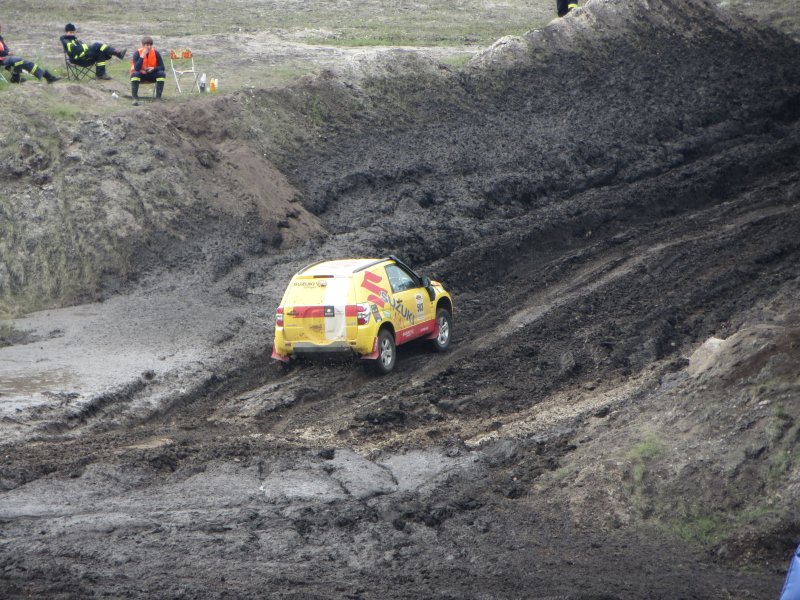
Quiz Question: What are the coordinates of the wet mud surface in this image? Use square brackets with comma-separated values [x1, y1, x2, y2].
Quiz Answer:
[2, 0, 800, 598]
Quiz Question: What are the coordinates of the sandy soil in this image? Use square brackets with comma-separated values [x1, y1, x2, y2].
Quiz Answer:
[2, 0, 800, 598]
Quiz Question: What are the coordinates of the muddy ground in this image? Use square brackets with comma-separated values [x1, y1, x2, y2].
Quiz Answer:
[2, 0, 800, 598]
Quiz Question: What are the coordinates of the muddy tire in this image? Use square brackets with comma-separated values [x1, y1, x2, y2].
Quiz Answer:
[429, 308, 452, 353]
[369, 329, 396, 374]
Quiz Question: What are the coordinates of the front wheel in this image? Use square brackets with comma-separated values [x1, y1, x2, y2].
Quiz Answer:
[369, 329, 396, 374]
[429, 308, 452, 352]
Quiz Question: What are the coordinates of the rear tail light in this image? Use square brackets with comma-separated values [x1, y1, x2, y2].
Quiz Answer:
[276, 307, 284, 328]
[356, 303, 371, 326]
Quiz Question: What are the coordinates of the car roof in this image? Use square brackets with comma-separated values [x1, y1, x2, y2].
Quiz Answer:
[298, 258, 390, 277]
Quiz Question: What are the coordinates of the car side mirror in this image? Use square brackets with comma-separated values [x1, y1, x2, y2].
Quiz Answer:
[420, 276, 435, 301]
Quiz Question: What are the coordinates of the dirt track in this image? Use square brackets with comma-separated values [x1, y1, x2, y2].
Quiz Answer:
[2, 0, 800, 598]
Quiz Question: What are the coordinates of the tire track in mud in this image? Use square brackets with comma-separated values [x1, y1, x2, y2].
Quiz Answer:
[181, 197, 799, 453]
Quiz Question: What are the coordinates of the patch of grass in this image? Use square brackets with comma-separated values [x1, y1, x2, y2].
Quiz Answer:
[304, 23, 533, 48]
[438, 54, 475, 68]
[765, 402, 795, 443]
[622, 434, 667, 517]
[551, 463, 579, 483]
[627, 434, 665, 466]
[768, 447, 795, 484]
[660, 502, 788, 549]
[661, 514, 726, 544]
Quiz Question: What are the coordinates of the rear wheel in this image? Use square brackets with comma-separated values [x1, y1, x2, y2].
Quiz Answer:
[369, 329, 396, 374]
[429, 308, 452, 352]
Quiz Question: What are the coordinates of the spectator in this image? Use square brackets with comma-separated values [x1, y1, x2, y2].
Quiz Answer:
[557, 1, 578, 17]
[130, 36, 166, 105]
[60, 23, 126, 80]
[0, 23, 60, 83]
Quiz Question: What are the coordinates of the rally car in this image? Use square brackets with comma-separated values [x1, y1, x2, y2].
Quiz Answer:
[271, 256, 453, 374]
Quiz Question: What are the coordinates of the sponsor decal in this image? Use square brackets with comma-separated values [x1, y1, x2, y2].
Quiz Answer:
[361, 271, 386, 307]
[381, 290, 415, 325]
[395, 320, 436, 345]
[288, 305, 358, 318]
[415, 293, 424, 321]
[293, 280, 327, 287]
[359, 270, 416, 325]
[371, 304, 382, 323]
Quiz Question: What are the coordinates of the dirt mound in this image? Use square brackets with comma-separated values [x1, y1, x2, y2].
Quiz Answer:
[2, 0, 800, 598]
[0, 84, 324, 317]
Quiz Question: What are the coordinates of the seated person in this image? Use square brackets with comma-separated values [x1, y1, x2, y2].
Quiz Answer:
[557, 0, 578, 17]
[0, 23, 60, 83]
[60, 22, 126, 80]
[130, 36, 165, 105]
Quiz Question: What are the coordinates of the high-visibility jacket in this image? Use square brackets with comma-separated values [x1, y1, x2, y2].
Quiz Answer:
[60, 35, 89, 60]
[130, 47, 160, 73]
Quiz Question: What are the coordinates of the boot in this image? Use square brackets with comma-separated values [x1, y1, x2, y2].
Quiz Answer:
[116, 48, 127, 60]
[10, 70, 21, 83]
[44, 71, 62, 84]
[131, 81, 140, 106]
[155, 80, 164, 100]
[96, 65, 112, 80]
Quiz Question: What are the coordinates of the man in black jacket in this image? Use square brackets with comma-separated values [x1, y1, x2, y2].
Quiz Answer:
[60, 23, 126, 80]
[1, 23, 60, 83]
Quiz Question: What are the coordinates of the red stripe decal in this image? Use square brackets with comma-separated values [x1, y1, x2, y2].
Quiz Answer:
[395, 319, 436, 345]
[361, 272, 386, 307]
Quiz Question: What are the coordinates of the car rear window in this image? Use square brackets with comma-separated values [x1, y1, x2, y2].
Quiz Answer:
[283, 276, 352, 307]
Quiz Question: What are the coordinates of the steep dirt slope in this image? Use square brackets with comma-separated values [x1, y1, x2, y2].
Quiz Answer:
[2, 0, 800, 598]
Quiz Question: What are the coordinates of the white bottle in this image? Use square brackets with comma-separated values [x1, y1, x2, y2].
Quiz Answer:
[199, 73, 207, 92]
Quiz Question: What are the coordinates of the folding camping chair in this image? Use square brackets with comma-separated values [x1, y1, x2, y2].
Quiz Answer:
[134, 81, 159, 101]
[169, 49, 200, 94]
[63, 48, 94, 80]
[0, 69, 7, 83]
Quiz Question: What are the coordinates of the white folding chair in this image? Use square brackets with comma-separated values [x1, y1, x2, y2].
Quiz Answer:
[169, 49, 200, 94]
[0, 69, 8, 83]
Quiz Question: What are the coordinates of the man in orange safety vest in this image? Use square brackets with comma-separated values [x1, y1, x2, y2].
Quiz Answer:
[130, 36, 165, 106]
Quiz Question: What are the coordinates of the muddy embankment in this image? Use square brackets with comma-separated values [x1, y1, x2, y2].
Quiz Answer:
[2, 0, 800, 598]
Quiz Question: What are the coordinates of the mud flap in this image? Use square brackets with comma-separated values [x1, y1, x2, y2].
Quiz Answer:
[360, 336, 380, 360]
[271, 344, 290, 363]
[423, 321, 440, 340]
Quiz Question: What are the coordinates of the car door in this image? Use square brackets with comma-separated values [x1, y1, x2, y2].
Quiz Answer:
[383, 263, 435, 344]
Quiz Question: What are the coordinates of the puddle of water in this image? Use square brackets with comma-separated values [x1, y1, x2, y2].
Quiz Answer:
[0, 369, 76, 395]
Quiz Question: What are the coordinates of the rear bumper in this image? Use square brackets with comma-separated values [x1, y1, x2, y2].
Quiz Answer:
[291, 341, 353, 354]
[272, 340, 369, 362]
[272, 325, 377, 362]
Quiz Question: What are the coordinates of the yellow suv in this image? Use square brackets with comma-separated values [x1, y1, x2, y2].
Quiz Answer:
[271, 256, 453, 373]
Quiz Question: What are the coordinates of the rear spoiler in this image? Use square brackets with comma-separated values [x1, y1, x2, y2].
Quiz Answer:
[297, 259, 328, 275]
[301, 256, 424, 280]
[352, 255, 425, 283]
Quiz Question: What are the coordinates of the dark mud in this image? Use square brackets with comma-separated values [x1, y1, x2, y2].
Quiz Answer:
[2, 0, 800, 598]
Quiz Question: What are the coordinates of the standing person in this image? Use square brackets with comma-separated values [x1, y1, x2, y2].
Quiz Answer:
[60, 23, 126, 80]
[557, 0, 578, 17]
[0, 23, 60, 83]
[130, 36, 166, 106]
